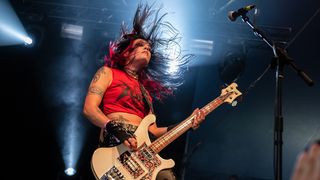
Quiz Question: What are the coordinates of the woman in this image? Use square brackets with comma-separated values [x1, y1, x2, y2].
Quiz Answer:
[83, 3, 205, 179]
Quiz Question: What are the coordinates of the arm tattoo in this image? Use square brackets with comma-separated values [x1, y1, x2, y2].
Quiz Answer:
[92, 67, 106, 83]
[89, 86, 104, 97]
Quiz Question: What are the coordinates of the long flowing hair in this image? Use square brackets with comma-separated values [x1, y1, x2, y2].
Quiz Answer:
[105, 3, 193, 100]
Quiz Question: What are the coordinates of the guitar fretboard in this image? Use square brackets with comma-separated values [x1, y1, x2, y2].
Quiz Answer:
[149, 93, 230, 154]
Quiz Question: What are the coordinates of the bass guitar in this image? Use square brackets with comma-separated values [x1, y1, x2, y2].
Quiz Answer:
[91, 82, 242, 180]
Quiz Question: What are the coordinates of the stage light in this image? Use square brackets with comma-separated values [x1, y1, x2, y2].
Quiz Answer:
[0, 23, 30, 46]
[64, 167, 76, 176]
[48, 55, 86, 180]
[0, 0, 31, 46]
[59, 114, 82, 179]
[61, 23, 83, 40]
[166, 43, 181, 74]
[24, 25, 45, 48]
[189, 39, 214, 56]
[168, 60, 179, 74]
[23, 36, 33, 45]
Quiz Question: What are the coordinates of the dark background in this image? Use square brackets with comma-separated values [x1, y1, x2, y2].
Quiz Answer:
[1, 0, 319, 180]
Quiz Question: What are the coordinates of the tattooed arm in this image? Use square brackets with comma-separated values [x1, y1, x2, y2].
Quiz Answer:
[83, 66, 112, 128]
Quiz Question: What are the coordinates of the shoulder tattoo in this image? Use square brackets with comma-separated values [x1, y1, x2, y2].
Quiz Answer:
[92, 67, 107, 83]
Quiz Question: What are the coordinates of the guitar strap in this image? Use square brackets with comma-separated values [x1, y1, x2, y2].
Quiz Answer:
[139, 82, 154, 114]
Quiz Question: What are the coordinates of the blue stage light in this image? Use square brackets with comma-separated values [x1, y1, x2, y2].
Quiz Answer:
[64, 167, 76, 176]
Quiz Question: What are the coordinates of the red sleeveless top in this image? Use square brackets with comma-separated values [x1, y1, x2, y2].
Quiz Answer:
[101, 68, 152, 118]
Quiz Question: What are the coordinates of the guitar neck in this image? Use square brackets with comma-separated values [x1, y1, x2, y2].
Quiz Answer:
[149, 95, 227, 154]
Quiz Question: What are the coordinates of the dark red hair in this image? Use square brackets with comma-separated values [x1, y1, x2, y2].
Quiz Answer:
[104, 3, 193, 101]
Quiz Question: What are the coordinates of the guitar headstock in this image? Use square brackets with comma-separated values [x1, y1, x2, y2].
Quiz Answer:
[220, 83, 242, 105]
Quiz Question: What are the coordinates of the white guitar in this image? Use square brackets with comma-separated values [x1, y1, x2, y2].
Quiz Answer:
[91, 83, 242, 180]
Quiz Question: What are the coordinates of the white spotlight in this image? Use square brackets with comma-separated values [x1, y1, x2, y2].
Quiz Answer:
[23, 36, 33, 45]
[64, 167, 76, 176]
[167, 45, 180, 74]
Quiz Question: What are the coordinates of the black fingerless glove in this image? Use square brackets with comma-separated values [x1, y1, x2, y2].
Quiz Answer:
[105, 121, 133, 143]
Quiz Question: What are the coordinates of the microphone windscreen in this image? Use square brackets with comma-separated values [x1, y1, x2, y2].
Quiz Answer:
[228, 11, 237, 21]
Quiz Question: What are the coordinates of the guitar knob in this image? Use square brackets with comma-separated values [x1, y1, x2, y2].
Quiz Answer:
[232, 101, 238, 107]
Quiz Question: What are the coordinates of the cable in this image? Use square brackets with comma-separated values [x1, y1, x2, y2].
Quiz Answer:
[285, 7, 320, 50]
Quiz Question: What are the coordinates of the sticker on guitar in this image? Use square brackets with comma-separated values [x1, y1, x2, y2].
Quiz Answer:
[91, 82, 242, 180]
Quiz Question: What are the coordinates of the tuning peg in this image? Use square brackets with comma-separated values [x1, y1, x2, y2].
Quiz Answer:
[231, 101, 238, 107]
[221, 83, 228, 89]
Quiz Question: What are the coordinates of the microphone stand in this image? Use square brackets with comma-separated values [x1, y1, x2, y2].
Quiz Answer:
[239, 13, 314, 180]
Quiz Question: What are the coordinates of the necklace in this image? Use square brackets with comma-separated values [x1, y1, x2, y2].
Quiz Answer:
[124, 68, 138, 80]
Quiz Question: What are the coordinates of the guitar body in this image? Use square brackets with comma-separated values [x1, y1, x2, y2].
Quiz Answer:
[91, 114, 175, 180]
[91, 83, 242, 180]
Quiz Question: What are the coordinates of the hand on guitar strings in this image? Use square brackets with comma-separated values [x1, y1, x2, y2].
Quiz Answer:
[191, 108, 206, 130]
[105, 121, 138, 150]
[124, 137, 138, 151]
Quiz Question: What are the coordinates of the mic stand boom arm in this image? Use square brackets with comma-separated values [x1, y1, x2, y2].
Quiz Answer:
[240, 14, 314, 86]
[239, 13, 314, 180]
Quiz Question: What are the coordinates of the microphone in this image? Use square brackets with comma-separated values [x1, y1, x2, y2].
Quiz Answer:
[228, 5, 256, 21]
